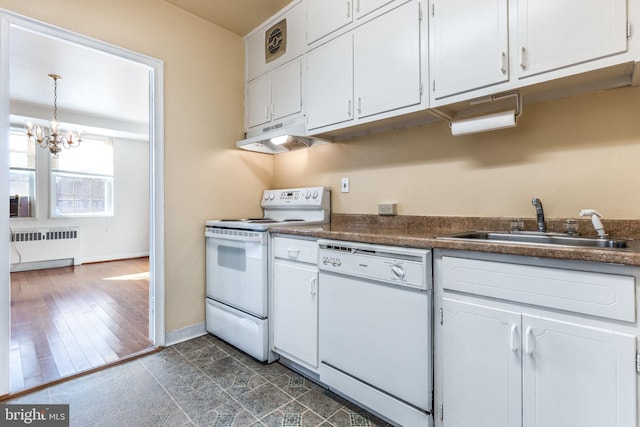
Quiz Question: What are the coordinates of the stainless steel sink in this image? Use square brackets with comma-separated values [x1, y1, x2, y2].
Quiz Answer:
[437, 231, 630, 249]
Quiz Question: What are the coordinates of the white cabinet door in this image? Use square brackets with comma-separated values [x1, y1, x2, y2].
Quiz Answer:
[431, 0, 509, 99]
[306, 34, 354, 130]
[355, 0, 396, 20]
[246, 1, 306, 80]
[246, 74, 272, 129]
[270, 59, 302, 122]
[442, 298, 522, 427]
[246, 59, 302, 130]
[272, 260, 318, 368]
[354, 0, 422, 118]
[522, 315, 636, 427]
[307, 0, 353, 44]
[517, 0, 628, 78]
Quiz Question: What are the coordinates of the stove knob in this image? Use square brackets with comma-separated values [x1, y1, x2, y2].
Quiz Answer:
[312, 190, 319, 199]
[263, 193, 269, 201]
[269, 193, 275, 200]
[305, 191, 311, 199]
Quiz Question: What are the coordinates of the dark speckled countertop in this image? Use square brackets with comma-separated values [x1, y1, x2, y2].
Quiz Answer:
[269, 214, 640, 267]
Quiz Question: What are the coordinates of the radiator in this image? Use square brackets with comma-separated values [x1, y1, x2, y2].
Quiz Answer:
[10, 228, 78, 242]
[10, 227, 81, 271]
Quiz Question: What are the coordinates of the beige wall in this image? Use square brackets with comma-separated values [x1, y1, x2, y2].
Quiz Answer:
[0, 0, 273, 332]
[275, 84, 640, 220]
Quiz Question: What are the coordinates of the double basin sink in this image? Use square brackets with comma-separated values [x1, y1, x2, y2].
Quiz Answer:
[438, 231, 630, 249]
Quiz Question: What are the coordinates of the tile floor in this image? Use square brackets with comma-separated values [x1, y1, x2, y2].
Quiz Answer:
[6, 334, 393, 426]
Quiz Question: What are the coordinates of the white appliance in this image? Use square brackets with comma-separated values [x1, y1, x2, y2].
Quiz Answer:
[205, 186, 330, 362]
[318, 240, 433, 427]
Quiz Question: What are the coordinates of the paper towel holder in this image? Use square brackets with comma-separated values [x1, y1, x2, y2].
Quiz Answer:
[447, 92, 523, 136]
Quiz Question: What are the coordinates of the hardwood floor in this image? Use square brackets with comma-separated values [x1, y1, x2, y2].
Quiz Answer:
[10, 257, 153, 392]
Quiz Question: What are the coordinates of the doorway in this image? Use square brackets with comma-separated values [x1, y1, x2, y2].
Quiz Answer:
[0, 11, 165, 395]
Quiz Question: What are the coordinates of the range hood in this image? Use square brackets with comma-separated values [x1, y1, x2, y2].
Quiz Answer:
[236, 117, 331, 154]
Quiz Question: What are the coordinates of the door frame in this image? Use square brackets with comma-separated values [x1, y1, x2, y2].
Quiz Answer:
[0, 9, 165, 395]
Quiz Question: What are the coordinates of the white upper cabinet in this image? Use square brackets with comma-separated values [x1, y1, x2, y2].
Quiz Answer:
[245, 0, 306, 81]
[517, 0, 628, 78]
[306, 33, 354, 130]
[306, 0, 426, 132]
[246, 59, 302, 130]
[430, 0, 509, 99]
[307, 0, 353, 45]
[354, 0, 423, 118]
[270, 60, 303, 122]
[355, 0, 397, 19]
[246, 74, 273, 129]
[306, 0, 403, 45]
[430, 0, 634, 106]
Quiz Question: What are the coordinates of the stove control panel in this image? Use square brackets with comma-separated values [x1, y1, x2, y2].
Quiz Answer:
[261, 187, 330, 209]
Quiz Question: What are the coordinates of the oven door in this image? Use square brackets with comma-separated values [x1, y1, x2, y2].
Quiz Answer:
[205, 229, 268, 318]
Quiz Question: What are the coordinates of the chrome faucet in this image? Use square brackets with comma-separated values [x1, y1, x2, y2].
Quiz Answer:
[531, 198, 546, 232]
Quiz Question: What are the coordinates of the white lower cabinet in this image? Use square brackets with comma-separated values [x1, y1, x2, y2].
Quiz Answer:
[522, 314, 636, 427]
[443, 298, 636, 427]
[436, 252, 639, 427]
[442, 299, 521, 427]
[271, 236, 319, 370]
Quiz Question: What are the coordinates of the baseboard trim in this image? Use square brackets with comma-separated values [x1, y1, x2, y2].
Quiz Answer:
[164, 322, 207, 347]
[81, 252, 150, 264]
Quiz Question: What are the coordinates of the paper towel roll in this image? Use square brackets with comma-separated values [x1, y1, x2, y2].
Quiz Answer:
[450, 110, 516, 136]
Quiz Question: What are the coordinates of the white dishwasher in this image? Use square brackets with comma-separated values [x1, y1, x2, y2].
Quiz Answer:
[318, 240, 433, 427]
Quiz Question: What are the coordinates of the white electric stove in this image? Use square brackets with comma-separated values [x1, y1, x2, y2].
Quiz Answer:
[204, 187, 330, 362]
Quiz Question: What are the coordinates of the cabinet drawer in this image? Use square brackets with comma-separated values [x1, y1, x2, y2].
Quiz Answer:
[441, 256, 636, 322]
[273, 237, 318, 264]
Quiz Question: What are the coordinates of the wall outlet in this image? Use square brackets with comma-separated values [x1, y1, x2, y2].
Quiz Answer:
[341, 177, 350, 193]
[378, 203, 397, 216]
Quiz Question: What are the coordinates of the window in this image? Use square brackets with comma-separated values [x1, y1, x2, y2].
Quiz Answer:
[9, 130, 36, 218]
[51, 137, 114, 217]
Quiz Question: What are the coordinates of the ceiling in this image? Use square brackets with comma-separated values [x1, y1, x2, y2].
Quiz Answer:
[164, 0, 294, 36]
[9, 26, 150, 133]
[8, 1, 292, 135]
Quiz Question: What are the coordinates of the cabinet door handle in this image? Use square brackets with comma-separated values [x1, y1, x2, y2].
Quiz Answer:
[510, 324, 518, 352]
[356, 0, 360, 13]
[357, 97, 362, 115]
[520, 46, 527, 70]
[310, 277, 317, 295]
[271, 103, 275, 118]
[264, 104, 270, 119]
[347, 1, 351, 18]
[287, 248, 300, 258]
[524, 326, 534, 355]
[347, 99, 352, 116]
[501, 51, 507, 74]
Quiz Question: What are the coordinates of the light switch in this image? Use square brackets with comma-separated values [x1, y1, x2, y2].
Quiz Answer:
[341, 177, 350, 193]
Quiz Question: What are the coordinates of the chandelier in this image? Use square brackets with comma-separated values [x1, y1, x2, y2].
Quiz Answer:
[25, 74, 83, 157]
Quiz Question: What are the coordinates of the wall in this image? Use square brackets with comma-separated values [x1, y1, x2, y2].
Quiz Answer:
[0, 0, 273, 333]
[10, 136, 149, 266]
[274, 84, 640, 221]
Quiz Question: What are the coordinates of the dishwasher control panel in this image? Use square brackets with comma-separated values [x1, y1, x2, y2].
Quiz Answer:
[318, 240, 431, 290]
